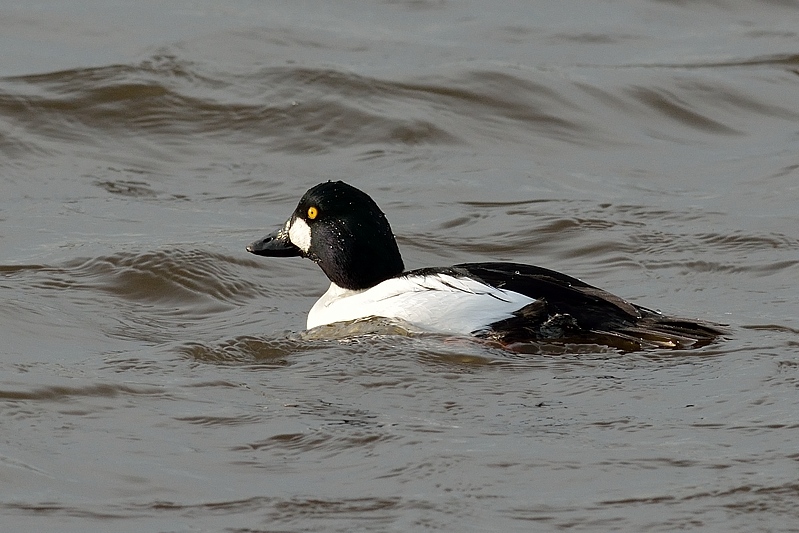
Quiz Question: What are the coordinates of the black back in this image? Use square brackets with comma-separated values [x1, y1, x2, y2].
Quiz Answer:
[409, 262, 641, 328]
[406, 262, 722, 348]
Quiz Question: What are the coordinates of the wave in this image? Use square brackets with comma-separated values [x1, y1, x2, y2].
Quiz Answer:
[2, 46, 797, 163]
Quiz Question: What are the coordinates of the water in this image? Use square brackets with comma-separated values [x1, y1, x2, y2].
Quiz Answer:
[2, 1, 798, 531]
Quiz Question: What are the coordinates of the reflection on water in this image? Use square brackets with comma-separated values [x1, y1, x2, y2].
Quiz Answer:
[1, 0, 798, 531]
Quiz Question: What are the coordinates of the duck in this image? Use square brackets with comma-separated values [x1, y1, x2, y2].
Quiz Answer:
[247, 180, 723, 350]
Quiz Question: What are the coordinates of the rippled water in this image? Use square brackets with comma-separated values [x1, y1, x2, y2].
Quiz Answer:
[2, 1, 798, 531]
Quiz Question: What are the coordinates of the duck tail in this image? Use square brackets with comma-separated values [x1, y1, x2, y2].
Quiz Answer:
[594, 310, 726, 350]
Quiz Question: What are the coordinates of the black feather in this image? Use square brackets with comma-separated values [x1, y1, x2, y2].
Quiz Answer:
[408, 262, 724, 349]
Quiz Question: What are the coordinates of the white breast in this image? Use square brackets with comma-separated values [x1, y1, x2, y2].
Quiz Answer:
[306, 273, 535, 335]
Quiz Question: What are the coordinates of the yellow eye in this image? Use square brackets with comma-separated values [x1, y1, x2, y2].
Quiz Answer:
[307, 206, 318, 220]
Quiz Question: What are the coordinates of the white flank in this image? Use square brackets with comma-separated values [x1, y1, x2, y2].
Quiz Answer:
[306, 273, 535, 335]
[288, 217, 312, 253]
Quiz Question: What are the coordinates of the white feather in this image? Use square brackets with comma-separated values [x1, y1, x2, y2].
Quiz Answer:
[306, 273, 535, 334]
[288, 218, 312, 253]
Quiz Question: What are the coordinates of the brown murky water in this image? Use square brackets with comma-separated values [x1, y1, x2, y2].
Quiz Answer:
[2, 1, 798, 531]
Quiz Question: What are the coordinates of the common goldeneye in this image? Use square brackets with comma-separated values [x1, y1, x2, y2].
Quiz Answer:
[247, 181, 722, 349]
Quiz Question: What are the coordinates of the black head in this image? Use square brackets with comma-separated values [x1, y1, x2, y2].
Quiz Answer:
[247, 181, 405, 290]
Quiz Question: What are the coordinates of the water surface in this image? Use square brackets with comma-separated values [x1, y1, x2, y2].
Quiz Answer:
[2, 1, 798, 531]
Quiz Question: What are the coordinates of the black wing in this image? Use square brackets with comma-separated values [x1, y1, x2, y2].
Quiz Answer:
[409, 262, 723, 349]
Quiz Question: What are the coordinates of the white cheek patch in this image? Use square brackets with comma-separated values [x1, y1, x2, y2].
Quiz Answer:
[288, 217, 312, 253]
